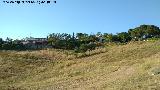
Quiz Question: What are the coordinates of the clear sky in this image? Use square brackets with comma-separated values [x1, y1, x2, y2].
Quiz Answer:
[0, 0, 160, 40]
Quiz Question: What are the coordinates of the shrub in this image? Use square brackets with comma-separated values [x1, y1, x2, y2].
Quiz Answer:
[79, 44, 88, 52]
[75, 43, 97, 53]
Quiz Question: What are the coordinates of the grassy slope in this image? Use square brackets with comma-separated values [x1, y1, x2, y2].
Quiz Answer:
[1, 41, 160, 90]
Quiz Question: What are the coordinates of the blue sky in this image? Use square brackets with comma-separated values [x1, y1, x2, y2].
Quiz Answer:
[0, 0, 160, 40]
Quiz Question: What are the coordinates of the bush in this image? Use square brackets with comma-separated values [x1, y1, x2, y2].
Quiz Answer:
[75, 43, 97, 53]
[79, 44, 88, 52]
[147, 37, 160, 42]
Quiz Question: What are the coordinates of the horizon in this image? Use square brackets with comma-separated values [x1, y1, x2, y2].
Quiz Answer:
[1, 24, 160, 40]
[0, 0, 160, 40]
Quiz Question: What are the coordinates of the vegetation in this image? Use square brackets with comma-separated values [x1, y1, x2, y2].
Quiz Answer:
[1, 24, 160, 52]
[128, 25, 160, 40]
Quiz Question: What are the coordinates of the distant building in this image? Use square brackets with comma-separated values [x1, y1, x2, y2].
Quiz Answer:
[20, 38, 48, 49]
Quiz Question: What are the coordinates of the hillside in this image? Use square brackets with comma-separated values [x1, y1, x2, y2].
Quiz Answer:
[1, 41, 160, 90]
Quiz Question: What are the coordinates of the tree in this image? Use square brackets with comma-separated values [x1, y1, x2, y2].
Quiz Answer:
[96, 32, 102, 37]
[103, 33, 113, 42]
[128, 25, 160, 40]
[76, 33, 89, 43]
[117, 32, 131, 43]
[6, 37, 13, 44]
[0, 38, 3, 49]
[89, 34, 98, 42]
[47, 33, 77, 50]
[47, 33, 61, 48]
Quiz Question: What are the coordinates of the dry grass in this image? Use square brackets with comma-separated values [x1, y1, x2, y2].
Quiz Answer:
[1, 41, 160, 90]
[0, 48, 107, 61]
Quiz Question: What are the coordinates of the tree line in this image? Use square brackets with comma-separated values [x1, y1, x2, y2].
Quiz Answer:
[0, 25, 160, 52]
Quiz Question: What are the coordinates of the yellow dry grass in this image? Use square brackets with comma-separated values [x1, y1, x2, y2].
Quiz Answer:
[1, 40, 160, 90]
